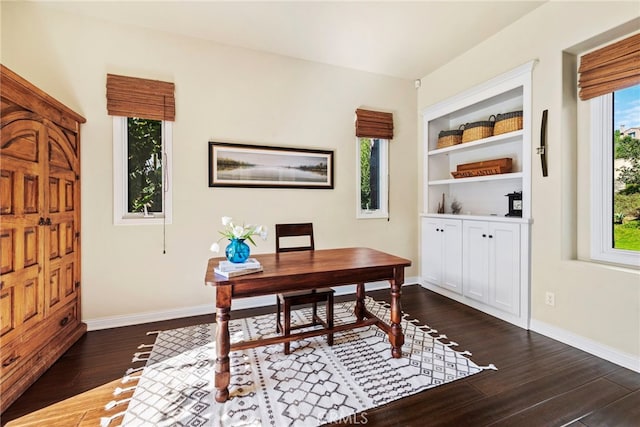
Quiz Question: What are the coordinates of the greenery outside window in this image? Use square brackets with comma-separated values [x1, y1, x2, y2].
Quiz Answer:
[590, 84, 639, 267]
[357, 137, 388, 219]
[113, 116, 172, 225]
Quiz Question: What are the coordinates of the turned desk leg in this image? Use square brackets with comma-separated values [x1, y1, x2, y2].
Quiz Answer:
[389, 278, 404, 358]
[215, 287, 231, 403]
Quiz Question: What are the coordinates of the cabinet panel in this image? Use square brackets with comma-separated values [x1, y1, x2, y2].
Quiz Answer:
[462, 221, 489, 303]
[489, 222, 520, 314]
[441, 220, 462, 292]
[421, 218, 462, 294]
[421, 218, 444, 285]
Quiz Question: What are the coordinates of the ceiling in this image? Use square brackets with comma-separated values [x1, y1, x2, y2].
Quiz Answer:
[44, 1, 546, 80]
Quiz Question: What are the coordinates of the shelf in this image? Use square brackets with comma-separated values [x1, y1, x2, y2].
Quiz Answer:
[429, 172, 522, 186]
[421, 213, 533, 224]
[428, 130, 523, 156]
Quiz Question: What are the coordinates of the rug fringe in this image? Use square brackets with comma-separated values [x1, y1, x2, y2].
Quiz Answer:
[131, 351, 151, 363]
[417, 325, 438, 334]
[146, 330, 162, 336]
[479, 363, 498, 371]
[100, 410, 125, 427]
[125, 366, 145, 375]
[121, 373, 142, 384]
[113, 386, 136, 396]
[105, 398, 132, 411]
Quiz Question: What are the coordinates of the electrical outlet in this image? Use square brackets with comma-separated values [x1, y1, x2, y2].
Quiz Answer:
[545, 291, 555, 307]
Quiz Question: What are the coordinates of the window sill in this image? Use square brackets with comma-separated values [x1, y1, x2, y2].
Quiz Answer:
[115, 215, 171, 226]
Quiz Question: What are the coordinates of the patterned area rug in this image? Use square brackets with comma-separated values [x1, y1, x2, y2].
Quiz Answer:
[103, 298, 494, 427]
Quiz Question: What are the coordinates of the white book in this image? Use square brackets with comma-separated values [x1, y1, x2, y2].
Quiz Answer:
[218, 258, 261, 272]
[214, 266, 263, 278]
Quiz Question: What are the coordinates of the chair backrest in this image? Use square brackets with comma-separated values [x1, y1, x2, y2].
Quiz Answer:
[275, 223, 314, 253]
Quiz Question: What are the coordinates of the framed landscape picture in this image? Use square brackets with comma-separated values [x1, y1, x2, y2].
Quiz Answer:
[208, 142, 334, 189]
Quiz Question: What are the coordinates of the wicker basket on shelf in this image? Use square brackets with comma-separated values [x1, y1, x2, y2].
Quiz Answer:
[461, 115, 495, 143]
[436, 126, 464, 149]
[494, 111, 523, 135]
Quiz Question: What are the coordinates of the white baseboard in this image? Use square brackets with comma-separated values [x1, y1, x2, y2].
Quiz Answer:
[84, 278, 420, 331]
[529, 319, 640, 373]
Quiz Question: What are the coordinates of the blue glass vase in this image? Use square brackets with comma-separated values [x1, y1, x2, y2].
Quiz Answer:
[225, 238, 250, 263]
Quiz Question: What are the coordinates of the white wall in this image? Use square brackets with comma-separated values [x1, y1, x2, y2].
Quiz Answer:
[1, 2, 418, 325]
[418, 2, 640, 368]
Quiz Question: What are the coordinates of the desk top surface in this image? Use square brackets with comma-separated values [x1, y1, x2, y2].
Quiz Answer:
[205, 247, 411, 290]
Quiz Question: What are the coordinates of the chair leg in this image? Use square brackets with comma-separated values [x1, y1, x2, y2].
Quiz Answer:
[312, 301, 319, 326]
[284, 299, 291, 355]
[327, 293, 334, 346]
[276, 296, 282, 334]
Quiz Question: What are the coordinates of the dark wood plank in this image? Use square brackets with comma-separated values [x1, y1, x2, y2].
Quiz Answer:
[2, 285, 638, 427]
[604, 366, 640, 391]
[487, 378, 629, 426]
[579, 389, 640, 427]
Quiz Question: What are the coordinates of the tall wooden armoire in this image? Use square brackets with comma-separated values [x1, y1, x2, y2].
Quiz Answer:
[0, 65, 87, 412]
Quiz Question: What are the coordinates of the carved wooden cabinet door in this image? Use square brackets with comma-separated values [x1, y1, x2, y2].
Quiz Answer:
[44, 123, 80, 317]
[0, 116, 47, 348]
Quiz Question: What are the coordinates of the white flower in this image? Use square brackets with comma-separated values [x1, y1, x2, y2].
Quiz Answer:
[210, 216, 268, 251]
[232, 225, 244, 238]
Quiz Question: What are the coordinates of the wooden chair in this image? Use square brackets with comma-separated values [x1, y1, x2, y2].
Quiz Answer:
[275, 223, 334, 354]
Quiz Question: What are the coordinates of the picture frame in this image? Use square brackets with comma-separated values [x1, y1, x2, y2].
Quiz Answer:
[208, 142, 334, 189]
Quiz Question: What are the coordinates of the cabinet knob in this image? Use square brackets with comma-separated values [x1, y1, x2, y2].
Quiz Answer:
[38, 217, 45, 226]
[45, 218, 52, 226]
[60, 316, 70, 327]
[489, 235, 494, 238]
[441, 229, 444, 232]
[435, 228, 440, 232]
[482, 234, 487, 238]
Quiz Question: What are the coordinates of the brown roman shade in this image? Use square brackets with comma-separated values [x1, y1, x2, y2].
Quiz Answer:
[578, 33, 640, 101]
[355, 108, 394, 139]
[106, 74, 175, 121]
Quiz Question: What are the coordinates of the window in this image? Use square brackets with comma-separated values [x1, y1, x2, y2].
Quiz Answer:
[590, 84, 640, 267]
[113, 116, 172, 225]
[357, 137, 388, 219]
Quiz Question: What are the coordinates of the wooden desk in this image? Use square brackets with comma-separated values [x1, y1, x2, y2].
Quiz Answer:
[204, 247, 412, 403]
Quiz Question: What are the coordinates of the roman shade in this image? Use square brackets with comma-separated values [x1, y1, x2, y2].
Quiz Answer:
[578, 33, 640, 101]
[106, 74, 175, 121]
[355, 108, 394, 139]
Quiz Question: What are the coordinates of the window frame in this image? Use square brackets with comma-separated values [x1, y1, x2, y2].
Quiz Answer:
[113, 116, 173, 225]
[356, 137, 389, 219]
[590, 93, 639, 267]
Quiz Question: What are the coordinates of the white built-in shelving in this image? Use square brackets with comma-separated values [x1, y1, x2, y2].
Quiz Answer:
[420, 61, 536, 329]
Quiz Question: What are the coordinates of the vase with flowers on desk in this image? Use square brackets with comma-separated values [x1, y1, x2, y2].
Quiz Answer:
[210, 216, 268, 264]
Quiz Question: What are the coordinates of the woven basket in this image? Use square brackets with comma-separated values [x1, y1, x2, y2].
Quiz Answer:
[461, 115, 495, 143]
[436, 126, 464, 149]
[494, 111, 523, 136]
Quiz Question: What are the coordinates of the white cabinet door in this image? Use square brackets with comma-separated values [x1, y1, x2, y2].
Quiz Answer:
[463, 220, 521, 313]
[441, 220, 463, 293]
[489, 222, 520, 315]
[463, 221, 489, 303]
[421, 218, 462, 294]
[421, 217, 444, 285]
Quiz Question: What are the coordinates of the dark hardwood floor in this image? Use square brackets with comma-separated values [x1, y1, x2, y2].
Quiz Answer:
[2, 285, 639, 426]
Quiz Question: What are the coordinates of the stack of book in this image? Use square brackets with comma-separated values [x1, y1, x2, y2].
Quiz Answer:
[214, 258, 263, 278]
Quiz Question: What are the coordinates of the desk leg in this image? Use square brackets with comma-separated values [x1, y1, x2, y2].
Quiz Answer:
[354, 283, 365, 321]
[389, 279, 404, 358]
[215, 287, 231, 403]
